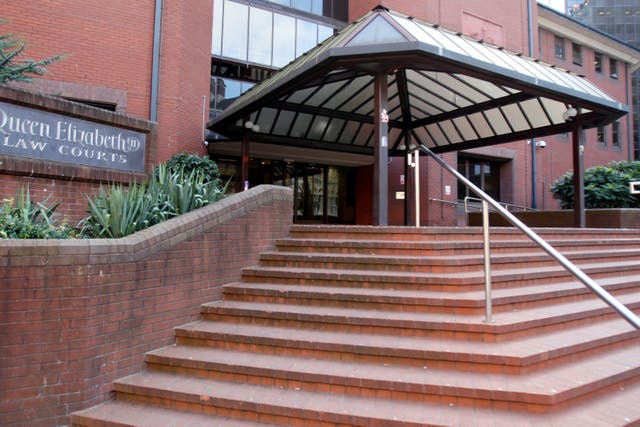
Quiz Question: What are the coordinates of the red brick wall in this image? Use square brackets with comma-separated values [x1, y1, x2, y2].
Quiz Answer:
[0, 185, 293, 427]
[2, 0, 212, 163]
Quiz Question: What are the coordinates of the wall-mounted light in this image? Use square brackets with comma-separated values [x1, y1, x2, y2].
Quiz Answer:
[244, 120, 260, 132]
[536, 140, 547, 148]
[562, 105, 578, 121]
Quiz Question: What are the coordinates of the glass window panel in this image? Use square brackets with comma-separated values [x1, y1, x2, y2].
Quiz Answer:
[318, 24, 334, 43]
[468, 112, 495, 139]
[501, 104, 529, 132]
[248, 7, 273, 66]
[339, 121, 362, 143]
[355, 99, 374, 116]
[291, 0, 312, 12]
[272, 110, 296, 135]
[520, 99, 550, 128]
[222, 1, 248, 61]
[290, 113, 314, 138]
[439, 120, 463, 143]
[307, 116, 330, 140]
[311, 0, 322, 15]
[324, 118, 345, 142]
[256, 108, 279, 133]
[483, 108, 511, 135]
[270, 0, 290, 6]
[452, 117, 478, 141]
[273, 13, 296, 67]
[296, 19, 318, 56]
[212, 0, 223, 56]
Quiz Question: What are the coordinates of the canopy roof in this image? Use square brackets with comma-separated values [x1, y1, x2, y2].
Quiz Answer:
[209, 6, 627, 156]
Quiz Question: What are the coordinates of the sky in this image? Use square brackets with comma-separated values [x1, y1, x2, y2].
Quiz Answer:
[537, 0, 566, 13]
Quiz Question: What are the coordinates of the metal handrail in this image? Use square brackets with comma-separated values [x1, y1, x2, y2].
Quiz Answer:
[464, 196, 536, 213]
[420, 144, 640, 329]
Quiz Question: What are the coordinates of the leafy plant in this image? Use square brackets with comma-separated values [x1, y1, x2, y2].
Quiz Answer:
[81, 157, 227, 238]
[0, 186, 76, 239]
[162, 153, 220, 184]
[550, 161, 640, 209]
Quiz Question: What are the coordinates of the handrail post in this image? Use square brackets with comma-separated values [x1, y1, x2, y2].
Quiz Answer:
[482, 200, 493, 323]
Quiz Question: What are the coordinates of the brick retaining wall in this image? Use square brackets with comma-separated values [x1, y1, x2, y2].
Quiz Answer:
[0, 185, 293, 427]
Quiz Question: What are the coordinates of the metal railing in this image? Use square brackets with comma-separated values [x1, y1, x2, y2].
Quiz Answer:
[420, 144, 640, 329]
[464, 196, 536, 214]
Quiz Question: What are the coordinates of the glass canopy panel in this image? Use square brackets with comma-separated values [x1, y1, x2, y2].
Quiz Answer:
[272, 110, 297, 135]
[339, 88, 373, 113]
[248, 7, 273, 66]
[338, 121, 362, 144]
[413, 126, 434, 147]
[501, 104, 530, 132]
[407, 80, 457, 113]
[290, 113, 314, 138]
[324, 118, 345, 142]
[540, 98, 570, 125]
[454, 74, 510, 100]
[519, 98, 552, 129]
[467, 112, 495, 139]
[483, 108, 511, 135]
[408, 96, 443, 118]
[354, 99, 375, 116]
[322, 76, 371, 110]
[388, 127, 402, 148]
[356, 123, 374, 146]
[431, 73, 490, 104]
[287, 87, 318, 104]
[414, 71, 473, 108]
[256, 108, 279, 133]
[318, 24, 334, 43]
[308, 116, 330, 140]
[439, 120, 463, 143]
[305, 81, 347, 107]
[408, 20, 468, 56]
[426, 123, 449, 146]
[345, 14, 408, 47]
[452, 116, 478, 141]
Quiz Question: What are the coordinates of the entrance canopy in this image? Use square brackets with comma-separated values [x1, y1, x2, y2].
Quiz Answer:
[209, 6, 627, 156]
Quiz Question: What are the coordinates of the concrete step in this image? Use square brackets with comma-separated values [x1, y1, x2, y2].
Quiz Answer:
[241, 259, 640, 291]
[71, 399, 277, 426]
[275, 237, 640, 256]
[222, 274, 640, 313]
[145, 342, 640, 408]
[174, 318, 639, 370]
[258, 247, 640, 273]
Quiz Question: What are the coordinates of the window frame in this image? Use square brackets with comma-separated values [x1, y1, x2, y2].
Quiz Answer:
[572, 42, 582, 66]
[554, 35, 565, 60]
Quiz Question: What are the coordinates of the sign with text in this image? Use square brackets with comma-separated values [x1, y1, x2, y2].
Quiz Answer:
[0, 101, 146, 172]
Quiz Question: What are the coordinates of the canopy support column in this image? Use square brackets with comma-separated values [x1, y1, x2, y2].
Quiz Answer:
[240, 129, 250, 192]
[404, 131, 413, 226]
[373, 71, 388, 226]
[572, 113, 585, 228]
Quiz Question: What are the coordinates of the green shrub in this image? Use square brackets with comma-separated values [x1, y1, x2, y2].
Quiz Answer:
[81, 157, 227, 238]
[161, 153, 220, 184]
[0, 187, 77, 239]
[550, 161, 640, 209]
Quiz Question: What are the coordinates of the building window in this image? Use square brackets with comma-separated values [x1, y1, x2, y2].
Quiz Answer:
[610, 58, 619, 79]
[572, 43, 582, 66]
[594, 52, 603, 73]
[612, 121, 621, 147]
[597, 126, 606, 145]
[554, 36, 565, 59]
[212, 0, 336, 69]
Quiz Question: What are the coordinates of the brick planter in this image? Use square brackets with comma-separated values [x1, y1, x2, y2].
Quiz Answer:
[0, 185, 293, 427]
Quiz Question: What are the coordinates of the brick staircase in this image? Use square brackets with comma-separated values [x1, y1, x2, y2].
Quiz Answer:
[72, 225, 640, 426]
